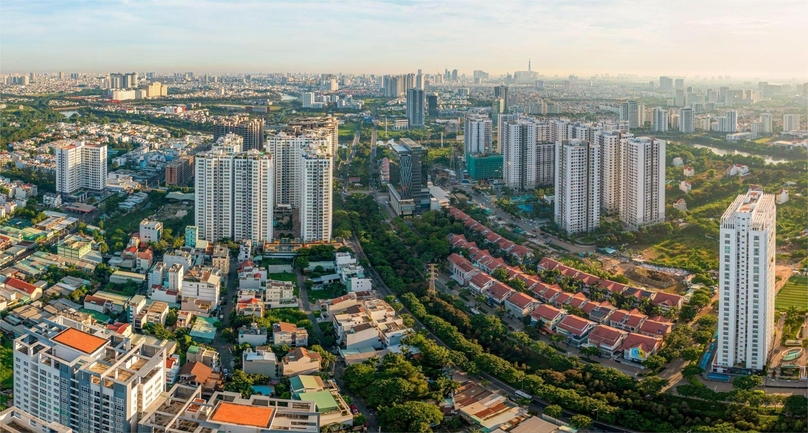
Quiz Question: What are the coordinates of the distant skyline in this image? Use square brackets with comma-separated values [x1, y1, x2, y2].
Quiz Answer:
[1, 0, 806, 81]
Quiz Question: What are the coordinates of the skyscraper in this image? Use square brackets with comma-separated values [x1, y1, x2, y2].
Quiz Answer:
[619, 101, 640, 129]
[267, 131, 330, 208]
[464, 114, 493, 155]
[652, 107, 668, 132]
[536, 142, 555, 186]
[388, 139, 425, 216]
[714, 189, 776, 372]
[675, 89, 686, 107]
[725, 109, 737, 133]
[299, 146, 333, 242]
[13, 319, 168, 432]
[555, 139, 601, 234]
[659, 76, 673, 90]
[233, 151, 275, 243]
[595, 130, 623, 215]
[494, 86, 509, 112]
[783, 114, 801, 132]
[55, 141, 107, 194]
[674, 78, 684, 90]
[213, 117, 265, 151]
[679, 107, 695, 133]
[501, 119, 537, 190]
[759, 113, 772, 133]
[427, 94, 439, 117]
[406, 88, 425, 128]
[619, 137, 666, 230]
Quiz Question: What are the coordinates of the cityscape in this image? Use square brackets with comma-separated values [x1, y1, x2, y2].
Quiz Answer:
[0, 1, 807, 433]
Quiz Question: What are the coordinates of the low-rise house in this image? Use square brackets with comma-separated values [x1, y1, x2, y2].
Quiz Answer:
[176, 310, 194, 328]
[683, 166, 694, 177]
[585, 324, 628, 358]
[726, 164, 749, 177]
[265, 279, 297, 309]
[238, 322, 269, 346]
[448, 253, 479, 286]
[529, 304, 565, 331]
[621, 333, 663, 362]
[186, 345, 220, 370]
[555, 314, 596, 346]
[281, 347, 321, 377]
[607, 309, 647, 333]
[673, 198, 687, 211]
[638, 319, 673, 338]
[469, 272, 496, 294]
[318, 293, 359, 319]
[503, 292, 538, 317]
[777, 189, 789, 204]
[485, 282, 514, 306]
[588, 302, 617, 323]
[2, 276, 42, 301]
[651, 292, 684, 312]
[679, 181, 692, 193]
[166, 353, 181, 385]
[135, 300, 169, 331]
[243, 346, 278, 379]
[235, 297, 264, 317]
[178, 361, 222, 397]
[238, 261, 267, 289]
[273, 321, 309, 347]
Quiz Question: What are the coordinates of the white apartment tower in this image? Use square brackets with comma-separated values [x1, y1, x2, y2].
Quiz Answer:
[652, 107, 668, 132]
[619, 137, 666, 230]
[536, 142, 555, 186]
[595, 130, 622, 215]
[679, 107, 695, 133]
[464, 114, 493, 155]
[759, 113, 772, 133]
[725, 110, 738, 133]
[619, 101, 641, 129]
[55, 142, 107, 194]
[783, 114, 801, 132]
[233, 150, 274, 244]
[195, 141, 236, 242]
[714, 190, 776, 372]
[13, 320, 167, 433]
[555, 139, 601, 234]
[502, 119, 537, 190]
[267, 131, 330, 208]
[299, 146, 333, 242]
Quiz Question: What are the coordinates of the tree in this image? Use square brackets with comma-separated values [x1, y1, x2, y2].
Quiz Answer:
[492, 267, 509, 282]
[580, 346, 600, 360]
[681, 346, 703, 363]
[378, 401, 443, 433]
[543, 404, 563, 418]
[549, 334, 565, 347]
[570, 414, 593, 430]
[783, 395, 808, 418]
[642, 354, 667, 370]
[225, 370, 255, 398]
[732, 374, 763, 391]
[165, 308, 179, 327]
[638, 376, 668, 396]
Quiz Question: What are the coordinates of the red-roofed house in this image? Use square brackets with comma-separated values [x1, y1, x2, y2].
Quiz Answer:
[555, 315, 596, 346]
[651, 292, 685, 312]
[621, 333, 662, 362]
[3, 277, 42, 300]
[585, 324, 629, 358]
[509, 245, 533, 263]
[469, 272, 496, 294]
[448, 253, 479, 285]
[536, 286, 562, 304]
[567, 292, 589, 309]
[530, 304, 565, 331]
[485, 282, 515, 305]
[639, 319, 673, 338]
[551, 292, 573, 308]
[504, 292, 539, 317]
[608, 309, 647, 333]
[479, 256, 507, 273]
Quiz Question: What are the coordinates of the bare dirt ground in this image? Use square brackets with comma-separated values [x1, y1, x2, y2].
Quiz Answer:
[776, 265, 794, 293]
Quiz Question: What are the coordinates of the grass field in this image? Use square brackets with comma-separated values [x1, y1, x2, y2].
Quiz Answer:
[775, 275, 808, 310]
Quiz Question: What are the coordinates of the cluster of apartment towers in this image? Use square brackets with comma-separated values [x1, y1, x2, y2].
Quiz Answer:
[465, 114, 666, 234]
[195, 116, 337, 245]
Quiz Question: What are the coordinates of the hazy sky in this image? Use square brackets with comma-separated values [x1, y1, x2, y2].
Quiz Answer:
[2, 0, 806, 80]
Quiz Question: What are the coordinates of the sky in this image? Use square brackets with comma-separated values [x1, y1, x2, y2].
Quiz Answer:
[1, 0, 806, 80]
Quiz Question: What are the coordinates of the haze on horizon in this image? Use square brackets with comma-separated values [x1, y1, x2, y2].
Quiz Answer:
[1, 0, 806, 81]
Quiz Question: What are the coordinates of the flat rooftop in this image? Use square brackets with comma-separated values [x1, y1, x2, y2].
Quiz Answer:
[209, 402, 274, 428]
[52, 327, 107, 354]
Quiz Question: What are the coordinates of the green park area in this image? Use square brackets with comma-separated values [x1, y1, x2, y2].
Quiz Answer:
[776, 276, 808, 310]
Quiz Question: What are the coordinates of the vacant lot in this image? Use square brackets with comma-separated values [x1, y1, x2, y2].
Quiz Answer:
[775, 275, 808, 310]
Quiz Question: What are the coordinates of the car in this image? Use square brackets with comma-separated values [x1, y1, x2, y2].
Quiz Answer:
[350, 404, 359, 415]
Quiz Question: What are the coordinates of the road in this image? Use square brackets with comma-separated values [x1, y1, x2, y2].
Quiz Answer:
[345, 231, 635, 432]
[295, 268, 325, 343]
[211, 256, 238, 373]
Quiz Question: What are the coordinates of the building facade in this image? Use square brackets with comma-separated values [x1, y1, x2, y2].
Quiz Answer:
[406, 88, 425, 128]
[299, 146, 333, 242]
[501, 119, 537, 190]
[619, 137, 666, 230]
[213, 117, 265, 151]
[555, 139, 601, 234]
[55, 142, 107, 194]
[464, 114, 493, 155]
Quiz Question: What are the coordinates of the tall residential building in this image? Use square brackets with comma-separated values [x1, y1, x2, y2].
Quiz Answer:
[659, 76, 673, 90]
[427, 94, 439, 117]
[652, 107, 668, 132]
[783, 114, 801, 132]
[679, 107, 695, 133]
[725, 110, 737, 133]
[536, 142, 555, 186]
[494, 85, 509, 112]
[501, 119, 537, 190]
[267, 131, 330, 208]
[555, 139, 601, 234]
[195, 135, 275, 243]
[13, 320, 168, 433]
[714, 190, 776, 372]
[406, 88, 425, 128]
[213, 117, 265, 151]
[674, 78, 684, 90]
[619, 137, 666, 230]
[55, 142, 107, 194]
[595, 130, 622, 215]
[619, 101, 640, 129]
[299, 146, 333, 242]
[287, 116, 339, 160]
[464, 114, 493, 155]
[759, 113, 772, 133]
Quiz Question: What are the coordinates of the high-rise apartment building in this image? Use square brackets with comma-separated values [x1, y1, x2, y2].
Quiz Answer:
[759, 113, 772, 133]
[783, 114, 801, 132]
[725, 110, 737, 133]
[55, 142, 107, 195]
[679, 107, 695, 133]
[619, 101, 641, 129]
[674, 78, 684, 90]
[536, 142, 555, 186]
[464, 114, 493, 155]
[494, 85, 509, 112]
[652, 107, 668, 132]
[659, 76, 673, 90]
[501, 119, 537, 190]
[213, 117, 265, 151]
[287, 116, 339, 160]
[195, 135, 275, 243]
[266, 131, 330, 208]
[427, 94, 439, 117]
[13, 319, 168, 433]
[555, 139, 601, 234]
[714, 190, 776, 372]
[388, 139, 425, 216]
[299, 146, 333, 242]
[406, 88, 425, 128]
[619, 137, 666, 230]
[595, 130, 622, 215]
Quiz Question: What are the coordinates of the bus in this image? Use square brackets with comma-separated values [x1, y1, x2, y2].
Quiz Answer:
[514, 390, 532, 401]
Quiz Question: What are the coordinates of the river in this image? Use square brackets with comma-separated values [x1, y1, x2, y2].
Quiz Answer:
[688, 143, 791, 165]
